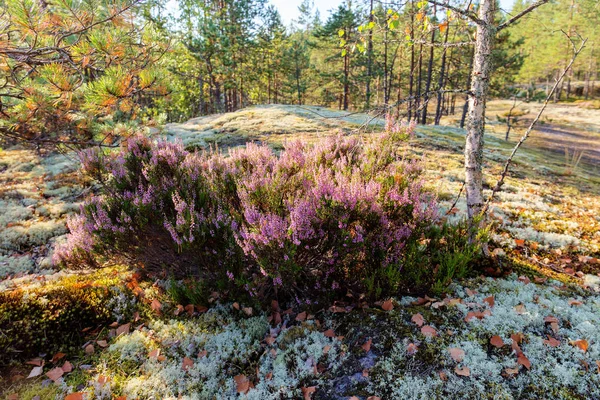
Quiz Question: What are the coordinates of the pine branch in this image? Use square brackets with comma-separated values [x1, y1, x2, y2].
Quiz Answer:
[496, 0, 551, 31]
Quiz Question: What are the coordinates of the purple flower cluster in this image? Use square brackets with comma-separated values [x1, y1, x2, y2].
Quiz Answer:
[56, 130, 438, 301]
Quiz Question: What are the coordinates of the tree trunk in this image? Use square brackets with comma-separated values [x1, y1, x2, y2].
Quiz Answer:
[435, 16, 450, 125]
[421, 5, 436, 125]
[464, 0, 495, 232]
[408, 1, 415, 121]
[366, 0, 374, 109]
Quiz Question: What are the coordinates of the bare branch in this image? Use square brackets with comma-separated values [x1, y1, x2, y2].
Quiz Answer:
[496, 0, 550, 31]
[482, 35, 587, 215]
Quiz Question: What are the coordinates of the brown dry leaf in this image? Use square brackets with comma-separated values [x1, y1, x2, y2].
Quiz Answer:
[151, 299, 162, 314]
[149, 349, 160, 359]
[6, 394, 18, 400]
[26, 358, 43, 367]
[534, 276, 548, 284]
[235, 374, 250, 394]
[84, 344, 94, 355]
[518, 275, 531, 284]
[46, 367, 64, 382]
[98, 375, 110, 385]
[64, 393, 84, 400]
[265, 336, 276, 345]
[362, 338, 372, 353]
[185, 304, 195, 316]
[182, 357, 194, 371]
[323, 345, 331, 354]
[544, 316, 559, 324]
[301, 386, 316, 400]
[62, 361, 73, 373]
[265, 372, 273, 380]
[572, 339, 589, 353]
[296, 311, 307, 322]
[515, 239, 525, 247]
[595, 360, 600, 374]
[490, 335, 505, 348]
[232, 302, 240, 310]
[514, 304, 526, 314]
[406, 342, 418, 355]
[449, 347, 465, 362]
[51, 352, 66, 363]
[421, 325, 437, 337]
[367, 396, 382, 400]
[174, 304, 184, 316]
[116, 323, 130, 336]
[381, 299, 394, 311]
[411, 313, 425, 327]
[27, 366, 43, 379]
[97, 340, 108, 348]
[543, 336, 560, 347]
[465, 288, 476, 297]
[569, 299, 583, 307]
[454, 366, 470, 377]
[517, 354, 531, 370]
[504, 367, 519, 377]
[483, 295, 495, 308]
[198, 350, 207, 358]
[243, 307, 253, 316]
[323, 329, 335, 338]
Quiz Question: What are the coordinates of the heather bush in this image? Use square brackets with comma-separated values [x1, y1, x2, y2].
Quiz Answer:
[55, 130, 458, 302]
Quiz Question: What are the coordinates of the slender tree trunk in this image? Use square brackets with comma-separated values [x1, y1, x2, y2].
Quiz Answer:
[435, 17, 450, 125]
[415, 43, 423, 121]
[383, 20, 389, 106]
[408, 1, 415, 121]
[464, 0, 495, 232]
[421, 5, 436, 125]
[366, 0, 374, 109]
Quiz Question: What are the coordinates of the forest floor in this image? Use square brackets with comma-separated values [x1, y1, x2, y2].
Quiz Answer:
[1, 101, 600, 399]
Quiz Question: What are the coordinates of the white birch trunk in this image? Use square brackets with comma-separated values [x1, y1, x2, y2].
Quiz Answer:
[465, 0, 495, 232]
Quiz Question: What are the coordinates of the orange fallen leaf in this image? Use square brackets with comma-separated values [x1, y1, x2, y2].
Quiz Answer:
[64, 393, 84, 400]
[174, 304, 184, 316]
[243, 307, 253, 316]
[490, 335, 504, 348]
[421, 325, 437, 337]
[572, 339, 589, 353]
[151, 299, 162, 314]
[362, 338, 372, 353]
[483, 296, 495, 308]
[98, 375, 110, 385]
[26, 358, 43, 367]
[381, 299, 394, 311]
[233, 302, 240, 310]
[449, 347, 465, 362]
[149, 349, 160, 359]
[569, 299, 583, 306]
[454, 366, 470, 377]
[185, 304, 195, 316]
[265, 336, 276, 345]
[515, 239, 525, 247]
[411, 313, 424, 327]
[97, 340, 108, 348]
[51, 352, 66, 363]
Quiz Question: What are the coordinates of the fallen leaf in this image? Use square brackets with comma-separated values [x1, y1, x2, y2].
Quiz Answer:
[323, 329, 335, 338]
[174, 304, 184, 316]
[454, 366, 470, 377]
[185, 304, 195, 316]
[569, 299, 583, 306]
[504, 367, 519, 376]
[27, 366, 43, 378]
[411, 313, 424, 327]
[490, 335, 504, 348]
[116, 323, 130, 336]
[572, 339, 589, 353]
[543, 336, 560, 347]
[296, 311, 307, 322]
[301, 386, 316, 400]
[438, 371, 448, 381]
[234, 374, 250, 394]
[243, 307, 253, 316]
[406, 342, 418, 355]
[182, 357, 193, 371]
[84, 344, 94, 354]
[62, 361, 73, 373]
[514, 239, 525, 247]
[367, 396, 382, 400]
[596, 360, 600, 374]
[449, 347, 465, 362]
[46, 367, 64, 381]
[323, 345, 331, 354]
[151, 299, 162, 314]
[26, 358, 43, 367]
[544, 316, 559, 324]
[97, 340, 108, 348]
[198, 350, 207, 358]
[149, 349, 160, 359]
[362, 338, 372, 352]
[98, 375, 110, 385]
[483, 296, 495, 308]
[232, 302, 240, 310]
[514, 304, 526, 314]
[64, 394, 84, 400]
[265, 336, 276, 345]
[381, 299, 394, 311]
[518, 275, 531, 284]
[51, 352, 66, 363]
[517, 354, 531, 370]
[465, 288, 476, 297]
[421, 325, 437, 337]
